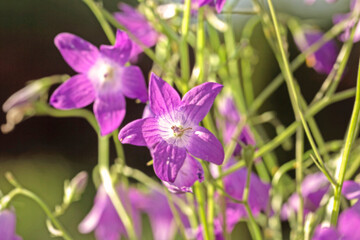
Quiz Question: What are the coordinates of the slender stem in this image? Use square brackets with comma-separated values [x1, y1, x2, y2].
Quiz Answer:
[82, 0, 115, 44]
[2, 188, 73, 240]
[266, 0, 325, 180]
[194, 182, 210, 240]
[180, 0, 192, 86]
[35, 103, 98, 131]
[195, 7, 205, 84]
[331, 58, 360, 225]
[165, 190, 189, 240]
[295, 127, 304, 237]
[207, 182, 215, 240]
[219, 88, 356, 178]
[112, 129, 125, 163]
[98, 135, 137, 240]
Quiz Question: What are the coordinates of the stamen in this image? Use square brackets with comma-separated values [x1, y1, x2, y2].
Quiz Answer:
[171, 125, 192, 137]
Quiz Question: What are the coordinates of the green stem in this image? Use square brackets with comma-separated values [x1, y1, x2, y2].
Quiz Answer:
[82, 0, 115, 44]
[2, 188, 73, 240]
[195, 7, 205, 84]
[180, 0, 192, 86]
[35, 103, 98, 131]
[98, 135, 137, 240]
[250, 17, 347, 114]
[266, 0, 326, 184]
[295, 127, 304, 238]
[219, 88, 356, 178]
[194, 182, 210, 240]
[331, 58, 360, 225]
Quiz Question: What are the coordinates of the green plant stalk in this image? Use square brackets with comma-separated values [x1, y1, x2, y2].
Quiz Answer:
[98, 135, 137, 240]
[243, 162, 263, 240]
[295, 127, 304, 238]
[82, 0, 115, 44]
[35, 102, 98, 132]
[165, 190, 189, 240]
[196, 8, 205, 84]
[2, 188, 73, 240]
[180, 0, 192, 86]
[224, 18, 247, 113]
[219, 88, 356, 178]
[250, 17, 347, 114]
[207, 183, 215, 240]
[331, 58, 360, 225]
[194, 182, 211, 240]
[266, 0, 327, 186]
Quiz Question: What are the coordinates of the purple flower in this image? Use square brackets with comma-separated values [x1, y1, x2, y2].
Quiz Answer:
[281, 172, 330, 220]
[304, 0, 337, 5]
[217, 95, 256, 156]
[78, 185, 142, 240]
[114, 3, 159, 61]
[0, 209, 22, 240]
[136, 189, 189, 240]
[50, 30, 148, 136]
[196, 0, 226, 13]
[223, 159, 271, 220]
[333, 0, 360, 43]
[119, 73, 224, 190]
[293, 28, 338, 74]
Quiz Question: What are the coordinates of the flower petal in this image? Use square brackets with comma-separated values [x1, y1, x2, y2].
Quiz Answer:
[338, 205, 360, 239]
[187, 126, 224, 165]
[215, 0, 225, 13]
[164, 153, 204, 193]
[120, 66, 148, 102]
[50, 74, 96, 109]
[99, 30, 132, 66]
[0, 210, 17, 240]
[94, 93, 126, 136]
[153, 141, 186, 182]
[342, 181, 360, 200]
[119, 118, 147, 146]
[180, 82, 223, 125]
[312, 226, 340, 240]
[54, 33, 99, 73]
[149, 73, 180, 117]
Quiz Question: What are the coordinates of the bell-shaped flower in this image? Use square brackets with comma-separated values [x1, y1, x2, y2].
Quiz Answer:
[50, 30, 148, 136]
[78, 184, 142, 240]
[0, 209, 22, 240]
[114, 3, 159, 61]
[119, 73, 224, 190]
[293, 27, 338, 74]
[281, 172, 330, 220]
[196, 0, 226, 13]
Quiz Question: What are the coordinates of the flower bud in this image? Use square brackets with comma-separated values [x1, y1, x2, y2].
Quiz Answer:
[63, 171, 88, 205]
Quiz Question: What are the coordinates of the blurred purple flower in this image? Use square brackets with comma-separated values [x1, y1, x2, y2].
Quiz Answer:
[114, 3, 159, 62]
[137, 189, 189, 240]
[293, 28, 338, 74]
[281, 172, 330, 220]
[78, 185, 142, 240]
[223, 159, 271, 220]
[0, 209, 22, 240]
[197, 0, 226, 13]
[217, 95, 256, 156]
[119, 72, 224, 191]
[50, 30, 148, 136]
[305, 0, 337, 5]
[333, 0, 360, 43]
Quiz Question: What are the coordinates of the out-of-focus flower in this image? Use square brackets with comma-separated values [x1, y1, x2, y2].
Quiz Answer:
[333, 0, 360, 43]
[50, 30, 148, 136]
[1, 75, 68, 134]
[0, 209, 22, 240]
[223, 159, 271, 220]
[114, 3, 159, 61]
[293, 28, 338, 74]
[197, 0, 226, 13]
[281, 172, 330, 220]
[312, 181, 360, 240]
[78, 184, 142, 240]
[137, 189, 189, 240]
[63, 171, 88, 205]
[119, 73, 224, 191]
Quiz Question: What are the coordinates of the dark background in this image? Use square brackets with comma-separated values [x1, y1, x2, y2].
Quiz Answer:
[0, 0, 358, 239]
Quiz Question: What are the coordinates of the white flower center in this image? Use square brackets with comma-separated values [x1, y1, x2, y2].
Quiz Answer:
[88, 58, 122, 91]
[157, 112, 194, 148]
